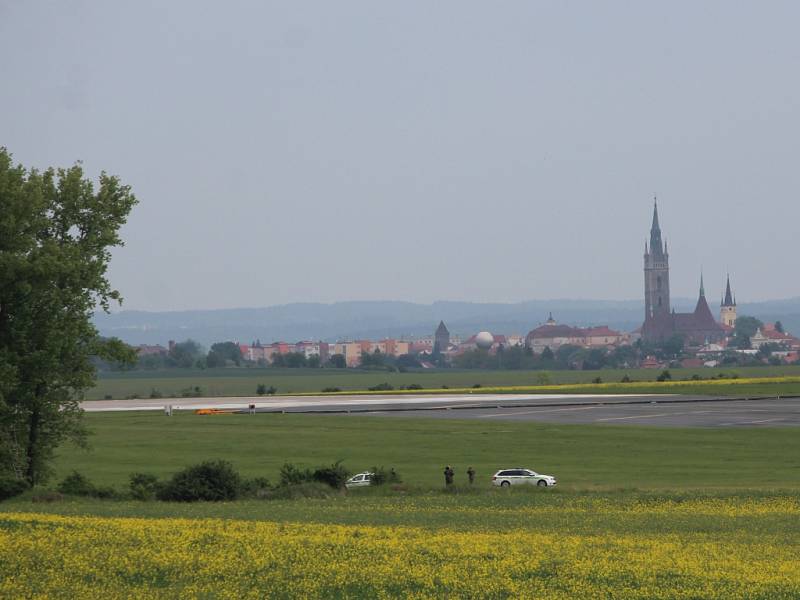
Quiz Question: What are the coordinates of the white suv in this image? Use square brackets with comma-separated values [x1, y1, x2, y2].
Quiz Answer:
[345, 472, 374, 489]
[492, 468, 557, 487]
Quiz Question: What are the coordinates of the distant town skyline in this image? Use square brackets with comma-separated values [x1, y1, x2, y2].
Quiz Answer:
[2, 2, 799, 311]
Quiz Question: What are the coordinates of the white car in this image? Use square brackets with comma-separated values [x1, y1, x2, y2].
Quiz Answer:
[345, 472, 374, 489]
[492, 468, 557, 487]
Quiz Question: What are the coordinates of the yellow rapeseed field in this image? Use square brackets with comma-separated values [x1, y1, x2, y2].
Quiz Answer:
[2, 498, 800, 599]
[309, 375, 800, 397]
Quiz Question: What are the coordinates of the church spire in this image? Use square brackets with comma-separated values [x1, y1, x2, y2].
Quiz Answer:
[699, 272, 705, 298]
[649, 197, 664, 257]
[723, 274, 734, 306]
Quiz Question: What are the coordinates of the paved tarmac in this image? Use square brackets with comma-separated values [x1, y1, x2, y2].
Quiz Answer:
[82, 393, 800, 427]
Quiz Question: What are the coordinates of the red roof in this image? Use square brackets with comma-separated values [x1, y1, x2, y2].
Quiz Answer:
[583, 326, 622, 337]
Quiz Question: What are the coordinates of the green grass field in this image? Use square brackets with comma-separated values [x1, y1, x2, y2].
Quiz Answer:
[38, 412, 800, 491]
[89, 364, 800, 399]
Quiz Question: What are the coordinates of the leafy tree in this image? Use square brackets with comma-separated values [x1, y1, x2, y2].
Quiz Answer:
[396, 354, 422, 369]
[167, 340, 204, 368]
[659, 334, 685, 359]
[206, 341, 242, 368]
[775, 321, 784, 333]
[731, 316, 763, 350]
[326, 354, 346, 369]
[539, 346, 555, 361]
[360, 349, 386, 368]
[0, 149, 137, 485]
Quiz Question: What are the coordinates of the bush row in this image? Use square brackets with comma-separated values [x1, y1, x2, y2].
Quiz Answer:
[1, 460, 403, 504]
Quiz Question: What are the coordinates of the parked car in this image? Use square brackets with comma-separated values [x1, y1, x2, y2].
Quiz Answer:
[345, 472, 374, 489]
[491, 468, 557, 487]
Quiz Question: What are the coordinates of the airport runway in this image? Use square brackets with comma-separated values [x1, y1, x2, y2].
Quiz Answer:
[81, 393, 800, 427]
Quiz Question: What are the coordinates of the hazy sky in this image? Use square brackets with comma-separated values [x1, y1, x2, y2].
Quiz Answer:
[2, 1, 799, 311]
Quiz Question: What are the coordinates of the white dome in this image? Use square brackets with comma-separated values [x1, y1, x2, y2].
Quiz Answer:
[475, 331, 494, 350]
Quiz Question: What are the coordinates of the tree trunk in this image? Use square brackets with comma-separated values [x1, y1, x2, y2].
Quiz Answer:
[24, 405, 41, 486]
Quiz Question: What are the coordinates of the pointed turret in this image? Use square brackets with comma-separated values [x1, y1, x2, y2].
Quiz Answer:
[649, 198, 664, 257]
[434, 320, 450, 353]
[699, 272, 705, 297]
[722, 274, 735, 306]
[720, 274, 737, 327]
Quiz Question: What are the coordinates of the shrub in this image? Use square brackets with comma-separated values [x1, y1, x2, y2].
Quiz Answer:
[406, 383, 423, 390]
[656, 370, 672, 382]
[312, 461, 350, 489]
[157, 460, 242, 502]
[265, 386, 277, 395]
[256, 384, 267, 396]
[370, 466, 402, 486]
[149, 388, 163, 399]
[620, 374, 631, 383]
[57, 471, 96, 496]
[57, 471, 117, 499]
[241, 476, 271, 497]
[591, 377, 602, 384]
[31, 491, 63, 503]
[265, 482, 338, 500]
[536, 372, 551, 385]
[104, 394, 113, 400]
[321, 387, 341, 393]
[129, 472, 162, 501]
[279, 463, 314, 487]
[368, 382, 394, 391]
[691, 374, 702, 381]
[180, 386, 203, 398]
[472, 384, 482, 389]
[0, 476, 28, 502]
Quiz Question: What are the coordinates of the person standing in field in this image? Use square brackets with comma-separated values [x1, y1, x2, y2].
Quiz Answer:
[467, 466, 475, 485]
[444, 465, 454, 486]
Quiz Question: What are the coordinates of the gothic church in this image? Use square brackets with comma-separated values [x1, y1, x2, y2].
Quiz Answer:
[641, 201, 730, 345]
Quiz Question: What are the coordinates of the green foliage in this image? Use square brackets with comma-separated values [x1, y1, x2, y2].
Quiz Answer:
[157, 460, 242, 502]
[272, 352, 310, 368]
[240, 476, 271, 497]
[167, 340, 204, 369]
[368, 382, 394, 391]
[57, 471, 117, 499]
[312, 460, 350, 489]
[206, 342, 242, 368]
[322, 387, 341, 393]
[0, 476, 28, 501]
[128, 472, 162, 501]
[279, 463, 314, 487]
[0, 148, 137, 485]
[278, 461, 350, 489]
[656, 369, 672, 382]
[775, 321, 784, 333]
[396, 354, 422, 369]
[370, 466, 402, 486]
[326, 354, 346, 369]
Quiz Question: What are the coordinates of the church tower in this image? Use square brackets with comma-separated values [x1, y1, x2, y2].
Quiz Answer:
[720, 274, 737, 327]
[643, 199, 670, 320]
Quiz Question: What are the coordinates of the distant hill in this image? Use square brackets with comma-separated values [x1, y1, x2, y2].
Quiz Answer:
[93, 298, 800, 348]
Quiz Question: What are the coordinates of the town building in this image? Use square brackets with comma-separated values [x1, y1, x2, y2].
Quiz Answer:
[750, 324, 800, 350]
[525, 315, 624, 353]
